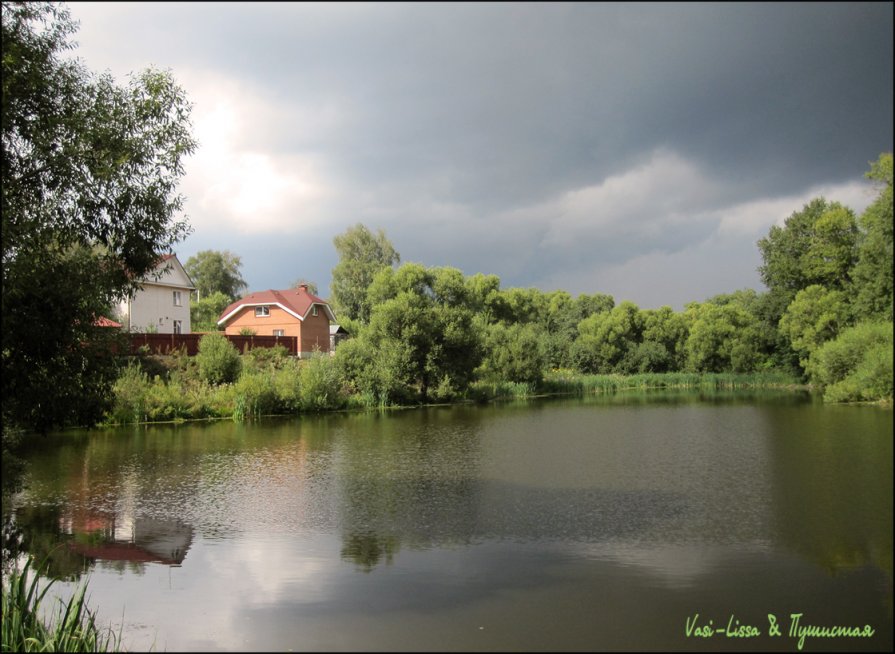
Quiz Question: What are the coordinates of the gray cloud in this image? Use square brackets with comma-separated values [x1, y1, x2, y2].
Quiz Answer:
[67, 2, 893, 308]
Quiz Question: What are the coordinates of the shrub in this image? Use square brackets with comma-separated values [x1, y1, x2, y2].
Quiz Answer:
[300, 353, 344, 411]
[271, 360, 303, 412]
[108, 361, 151, 424]
[478, 322, 545, 386]
[233, 372, 281, 419]
[196, 333, 241, 385]
[243, 344, 290, 373]
[808, 321, 893, 402]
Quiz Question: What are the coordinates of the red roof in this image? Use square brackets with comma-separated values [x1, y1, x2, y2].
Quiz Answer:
[93, 316, 122, 327]
[218, 286, 335, 325]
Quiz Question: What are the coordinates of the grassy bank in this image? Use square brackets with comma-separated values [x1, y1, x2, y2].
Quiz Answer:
[103, 347, 803, 426]
[470, 370, 802, 401]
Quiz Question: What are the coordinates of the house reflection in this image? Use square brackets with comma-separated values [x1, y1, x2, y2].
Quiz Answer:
[59, 511, 193, 567]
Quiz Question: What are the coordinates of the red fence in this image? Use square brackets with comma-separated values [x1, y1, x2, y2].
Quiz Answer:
[129, 333, 298, 356]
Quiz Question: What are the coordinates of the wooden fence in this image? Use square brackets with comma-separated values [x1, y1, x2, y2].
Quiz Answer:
[129, 333, 298, 356]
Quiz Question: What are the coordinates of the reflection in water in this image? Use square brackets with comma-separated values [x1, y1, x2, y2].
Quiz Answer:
[340, 531, 401, 571]
[5, 505, 193, 579]
[766, 403, 893, 615]
[2, 392, 892, 651]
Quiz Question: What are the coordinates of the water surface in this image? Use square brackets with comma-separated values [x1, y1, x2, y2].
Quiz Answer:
[5, 390, 892, 651]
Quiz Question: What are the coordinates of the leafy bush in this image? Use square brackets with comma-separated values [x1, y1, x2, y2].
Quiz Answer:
[108, 361, 151, 424]
[300, 353, 345, 411]
[242, 344, 290, 373]
[271, 360, 303, 412]
[478, 322, 545, 386]
[807, 321, 893, 402]
[233, 372, 281, 419]
[196, 333, 241, 385]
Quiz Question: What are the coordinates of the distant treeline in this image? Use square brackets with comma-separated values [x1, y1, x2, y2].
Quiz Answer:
[108, 153, 892, 423]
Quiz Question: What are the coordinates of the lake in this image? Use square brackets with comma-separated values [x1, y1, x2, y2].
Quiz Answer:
[3, 390, 892, 651]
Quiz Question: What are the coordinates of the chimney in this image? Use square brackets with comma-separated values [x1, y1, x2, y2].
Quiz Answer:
[299, 283, 308, 292]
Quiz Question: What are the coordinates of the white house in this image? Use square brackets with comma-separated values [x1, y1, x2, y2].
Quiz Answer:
[116, 254, 195, 334]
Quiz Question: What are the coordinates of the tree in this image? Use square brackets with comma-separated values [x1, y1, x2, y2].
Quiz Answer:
[348, 263, 482, 403]
[778, 285, 850, 369]
[196, 333, 241, 385]
[478, 322, 546, 386]
[2, 3, 196, 434]
[683, 300, 765, 373]
[806, 321, 893, 403]
[330, 224, 400, 323]
[639, 306, 689, 372]
[852, 153, 893, 321]
[184, 249, 247, 301]
[757, 198, 858, 320]
[572, 301, 643, 374]
[190, 290, 231, 331]
[289, 278, 318, 295]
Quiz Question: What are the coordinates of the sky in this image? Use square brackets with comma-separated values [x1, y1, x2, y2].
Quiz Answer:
[63, 2, 893, 309]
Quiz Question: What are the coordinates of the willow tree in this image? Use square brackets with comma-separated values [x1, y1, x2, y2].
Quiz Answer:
[330, 223, 400, 323]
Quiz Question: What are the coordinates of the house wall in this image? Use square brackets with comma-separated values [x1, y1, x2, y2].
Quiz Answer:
[300, 309, 331, 355]
[119, 283, 192, 334]
[223, 305, 331, 355]
[223, 305, 302, 338]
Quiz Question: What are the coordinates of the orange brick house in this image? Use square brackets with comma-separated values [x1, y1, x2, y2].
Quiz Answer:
[217, 284, 336, 356]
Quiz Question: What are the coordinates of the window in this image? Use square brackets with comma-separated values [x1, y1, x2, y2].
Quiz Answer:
[312, 306, 318, 317]
[173, 320, 182, 334]
[273, 329, 285, 337]
[173, 291, 182, 306]
[255, 306, 270, 317]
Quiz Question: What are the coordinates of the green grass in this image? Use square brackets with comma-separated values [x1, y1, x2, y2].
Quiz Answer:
[541, 369, 801, 396]
[1, 556, 121, 652]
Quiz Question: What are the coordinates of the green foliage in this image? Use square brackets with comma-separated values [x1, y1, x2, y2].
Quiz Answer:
[196, 333, 241, 385]
[478, 322, 546, 386]
[572, 301, 643, 373]
[335, 334, 415, 407]
[184, 250, 247, 301]
[242, 344, 290, 373]
[233, 371, 280, 420]
[238, 327, 257, 336]
[806, 321, 893, 402]
[2, 2, 196, 434]
[108, 360, 151, 424]
[640, 306, 689, 372]
[542, 369, 797, 395]
[190, 290, 232, 331]
[684, 300, 766, 373]
[299, 354, 344, 411]
[362, 264, 483, 402]
[757, 198, 858, 320]
[1, 556, 120, 652]
[330, 223, 400, 323]
[778, 285, 850, 368]
[852, 153, 893, 321]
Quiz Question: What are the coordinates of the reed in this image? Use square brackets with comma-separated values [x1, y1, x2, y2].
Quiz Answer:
[1, 556, 120, 652]
[541, 370, 799, 395]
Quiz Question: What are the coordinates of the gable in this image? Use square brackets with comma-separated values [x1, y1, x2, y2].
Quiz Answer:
[141, 255, 195, 290]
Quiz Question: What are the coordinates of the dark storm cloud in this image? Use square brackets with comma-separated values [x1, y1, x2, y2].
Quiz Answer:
[67, 2, 892, 306]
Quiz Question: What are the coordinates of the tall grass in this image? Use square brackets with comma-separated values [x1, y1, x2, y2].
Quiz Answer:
[541, 370, 800, 396]
[1, 556, 120, 652]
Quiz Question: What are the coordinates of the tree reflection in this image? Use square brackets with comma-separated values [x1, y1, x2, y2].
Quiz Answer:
[767, 406, 893, 579]
[340, 531, 401, 572]
[2, 505, 90, 581]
